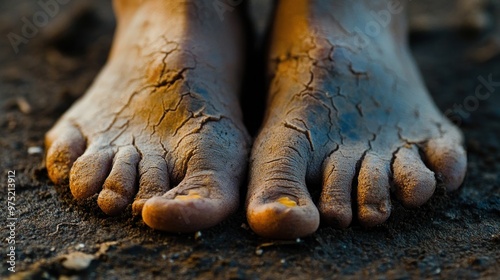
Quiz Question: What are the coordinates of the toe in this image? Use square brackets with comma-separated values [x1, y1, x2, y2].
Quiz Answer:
[69, 147, 113, 200]
[98, 145, 141, 216]
[423, 128, 467, 191]
[45, 123, 86, 184]
[142, 170, 238, 232]
[357, 153, 391, 227]
[247, 197, 318, 239]
[142, 121, 247, 232]
[246, 130, 319, 239]
[392, 145, 436, 207]
[319, 149, 356, 228]
[132, 153, 170, 216]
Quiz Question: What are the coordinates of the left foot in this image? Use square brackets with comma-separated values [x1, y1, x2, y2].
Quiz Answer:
[45, 0, 249, 232]
[246, 0, 467, 239]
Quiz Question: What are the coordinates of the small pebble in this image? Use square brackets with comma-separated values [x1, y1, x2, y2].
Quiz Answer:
[240, 223, 250, 230]
[16, 97, 32, 114]
[194, 231, 202, 240]
[491, 233, 500, 243]
[62, 252, 95, 271]
[28, 146, 43, 155]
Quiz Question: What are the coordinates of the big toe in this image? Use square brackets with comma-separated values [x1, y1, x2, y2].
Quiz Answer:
[246, 130, 319, 239]
[247, 197, 319, 240]
[142, 195, 223, 232]
[142, 171, 239, 232]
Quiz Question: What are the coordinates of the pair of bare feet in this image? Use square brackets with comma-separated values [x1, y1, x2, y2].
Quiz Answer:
[45, 0, 467, 239]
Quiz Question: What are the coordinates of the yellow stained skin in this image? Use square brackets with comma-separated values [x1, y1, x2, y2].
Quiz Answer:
[277, 197, 297, 208]
[175, 191, 202, 201]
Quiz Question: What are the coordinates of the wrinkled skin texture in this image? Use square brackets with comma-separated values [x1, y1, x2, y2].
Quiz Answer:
[246, 0, 467, 239]
[45, 0, 467, 238]
[45, 0, 250, 232]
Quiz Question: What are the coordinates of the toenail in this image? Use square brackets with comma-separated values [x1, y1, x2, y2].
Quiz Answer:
[175, 190, 202, 201]
[277, 196, 298, 208]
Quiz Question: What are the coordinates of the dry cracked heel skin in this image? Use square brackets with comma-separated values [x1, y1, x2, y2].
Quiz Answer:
[245, 0, 467, 239]
[45, 0, 250, 232]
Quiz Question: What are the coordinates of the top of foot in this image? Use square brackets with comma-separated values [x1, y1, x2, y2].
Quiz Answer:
[245, 0, 467, 239]
[45, 0, 250, 232]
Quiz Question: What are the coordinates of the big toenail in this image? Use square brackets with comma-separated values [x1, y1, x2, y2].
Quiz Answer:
[175, 190, 202, 201]
[277, 196, 298, 207]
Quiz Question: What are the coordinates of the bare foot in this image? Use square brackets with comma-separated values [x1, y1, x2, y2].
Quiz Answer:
[45, 0, 249, 232]
[246, 0, 467, 239]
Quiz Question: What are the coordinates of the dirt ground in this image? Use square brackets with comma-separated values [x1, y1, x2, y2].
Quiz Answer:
[1, 0, 499, 279]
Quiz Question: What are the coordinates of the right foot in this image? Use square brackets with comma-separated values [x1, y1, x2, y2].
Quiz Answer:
[246, 0, 467, 239]
[45, 0, 249, 232]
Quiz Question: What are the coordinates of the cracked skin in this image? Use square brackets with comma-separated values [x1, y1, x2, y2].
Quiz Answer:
[44, 0, 467, 239]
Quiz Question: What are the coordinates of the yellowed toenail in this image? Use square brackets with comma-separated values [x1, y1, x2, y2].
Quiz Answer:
[175, 191, 202, 201]
[277, 197, 297, 207]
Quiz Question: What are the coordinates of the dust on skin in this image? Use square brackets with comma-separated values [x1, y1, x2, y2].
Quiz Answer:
[45, 0, 466, 239]
[45, 0, 250, 232]
[245, 0, 466, 239]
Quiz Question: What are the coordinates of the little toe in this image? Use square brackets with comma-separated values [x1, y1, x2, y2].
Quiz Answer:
[357, 153, 392, 227]
[319, 150, 357, 228]
[69, 147, 113, 200]
[45, 123, 86, 185]
[142, 170, 238, 232]
[98, 145, 141, 216]
[246, 132, 319, 239]
[423, 128, 467, 191]
[393, 146, 436, 207]
[132, 154, 170, 216]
